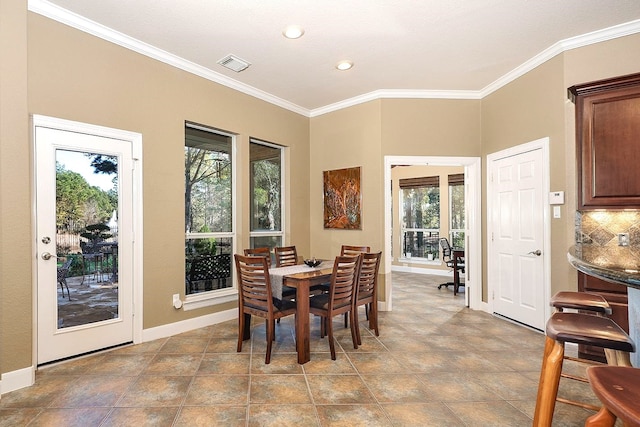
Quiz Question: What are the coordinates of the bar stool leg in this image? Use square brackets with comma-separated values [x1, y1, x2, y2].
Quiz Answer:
[533, 336, 565, 427]
[584, 406, 617, 427]
[603, 348, 632, 367]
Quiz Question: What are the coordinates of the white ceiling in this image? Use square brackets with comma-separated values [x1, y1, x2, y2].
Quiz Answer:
[30, 0, 640, 116]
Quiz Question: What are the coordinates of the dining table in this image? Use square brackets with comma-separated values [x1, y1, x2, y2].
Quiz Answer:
[242, 261, 333, 364]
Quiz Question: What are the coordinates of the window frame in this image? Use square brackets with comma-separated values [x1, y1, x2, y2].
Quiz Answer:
[183, 122, 238, 309]
[399, 179, 441, 261]
[448, 174, 465, 249]
[248, 138, 285, 250]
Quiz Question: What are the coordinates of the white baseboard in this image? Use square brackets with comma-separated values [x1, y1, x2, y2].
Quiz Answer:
[1, 366, 35, 396]
[142, 308, 237, 342]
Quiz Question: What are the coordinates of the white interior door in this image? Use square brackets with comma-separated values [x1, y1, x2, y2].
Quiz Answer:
[35, 118, 135, 364]
[489, 142, 547, 330]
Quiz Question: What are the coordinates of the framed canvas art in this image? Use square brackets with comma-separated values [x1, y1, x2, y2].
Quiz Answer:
[323, 166, 362, 229]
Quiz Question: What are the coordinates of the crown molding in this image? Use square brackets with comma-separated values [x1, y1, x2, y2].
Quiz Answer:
[309, 89, 482, 117]
[480, 19, 640, 98]
[28, 1, 640, 118]
[27, 0, 310, 117]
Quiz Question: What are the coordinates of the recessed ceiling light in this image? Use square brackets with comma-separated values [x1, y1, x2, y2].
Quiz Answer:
[283, 25, 304, 39]
[336, 60, 354, 71]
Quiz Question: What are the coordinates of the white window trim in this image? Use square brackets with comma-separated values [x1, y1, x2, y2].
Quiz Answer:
[183, 124, 238, 308]
[248, 138, 285, 245]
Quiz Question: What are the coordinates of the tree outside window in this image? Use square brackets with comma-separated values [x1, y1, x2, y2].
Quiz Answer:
[249, 140, 283, 251]
[400, 176, 440, 259]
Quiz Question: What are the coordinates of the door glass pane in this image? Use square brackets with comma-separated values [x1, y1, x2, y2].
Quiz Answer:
[56, 149, 119, 328]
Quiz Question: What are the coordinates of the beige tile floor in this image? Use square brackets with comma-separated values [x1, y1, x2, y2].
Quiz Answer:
[1, 272, 603, 426]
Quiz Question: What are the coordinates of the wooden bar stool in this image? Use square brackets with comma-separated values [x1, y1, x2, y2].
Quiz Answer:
[550, 291, 613, 379]
[533, 312, 635, 427]
[585, 366, 640, 427]
[550, 291, 612, 316]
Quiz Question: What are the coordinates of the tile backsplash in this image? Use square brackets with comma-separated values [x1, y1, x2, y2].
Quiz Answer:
[576, 211, 640, 269]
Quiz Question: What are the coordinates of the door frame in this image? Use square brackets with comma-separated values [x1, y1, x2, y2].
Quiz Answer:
[383, 155, 482, 311]
[486, 137, 551, 327]
[31, 114, 144, 366]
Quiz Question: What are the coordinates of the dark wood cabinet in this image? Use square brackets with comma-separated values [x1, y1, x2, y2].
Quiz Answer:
[577, 272, 629, 362]
[569, 73, 640, 210]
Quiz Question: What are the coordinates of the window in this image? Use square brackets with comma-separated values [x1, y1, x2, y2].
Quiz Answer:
[449, 173, 465, 249]
[400, 176, 440, 259]
[249, 139, 283, 251]
[184, 123, 234, 295]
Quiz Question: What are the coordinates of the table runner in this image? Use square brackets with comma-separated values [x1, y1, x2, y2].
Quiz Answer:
[269, 261, 331, 299]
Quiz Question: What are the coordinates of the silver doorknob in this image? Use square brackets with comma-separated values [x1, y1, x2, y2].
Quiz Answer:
[41, 252, 57, 260]
[528, 250, 542, 256]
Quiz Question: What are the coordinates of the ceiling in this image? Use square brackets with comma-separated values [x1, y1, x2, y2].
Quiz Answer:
[31, 0, 640, 116]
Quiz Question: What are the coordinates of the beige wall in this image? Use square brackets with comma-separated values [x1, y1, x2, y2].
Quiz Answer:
[481, 55, 568, 301]
[1, 0, 31, 376]
[381, 98, 482, 157]
[1, 9, 310, 373]
[2, 1, 640, 381]
[309, 101, 383, 258]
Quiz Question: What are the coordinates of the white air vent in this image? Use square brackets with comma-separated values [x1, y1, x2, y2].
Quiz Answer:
[217, 54, 251, 72]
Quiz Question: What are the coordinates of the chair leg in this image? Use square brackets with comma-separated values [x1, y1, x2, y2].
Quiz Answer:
[349, 310, 359, 349]
[585, 406, 617, 427]
[533, 336, 565, 427]
[327, 315, 336, 360]
[237, 312, 245, 353]
[369, 302, 379, 337]
[265, 318, 275, 364]
[354, 306, 362, 346]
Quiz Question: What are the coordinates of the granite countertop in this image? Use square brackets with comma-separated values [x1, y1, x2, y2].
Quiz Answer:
[568, 246, 640, 289]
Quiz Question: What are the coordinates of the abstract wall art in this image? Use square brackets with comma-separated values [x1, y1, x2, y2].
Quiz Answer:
[323, 166, 362, 229]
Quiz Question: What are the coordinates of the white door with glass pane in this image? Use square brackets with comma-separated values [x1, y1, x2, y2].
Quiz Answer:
[34, 116, 137, 364]
[488, 140, 547, 330]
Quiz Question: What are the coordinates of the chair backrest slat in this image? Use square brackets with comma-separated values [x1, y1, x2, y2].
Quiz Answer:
[357, 251, 381, 298]
[340, 245, 370, 257]
[275, 246, 298, 267]
[328, 254, 361, 310]
[234, 254, 273, 314]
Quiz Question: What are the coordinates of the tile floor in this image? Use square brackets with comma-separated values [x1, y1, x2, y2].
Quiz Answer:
[1, 272, 604, 426]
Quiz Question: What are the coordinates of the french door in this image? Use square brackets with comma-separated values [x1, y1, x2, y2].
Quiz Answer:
[34, 116, 138, 364]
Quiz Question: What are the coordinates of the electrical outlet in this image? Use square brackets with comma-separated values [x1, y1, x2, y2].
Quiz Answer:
[618, 233, 629, 247]
[172, 293, 183, 309]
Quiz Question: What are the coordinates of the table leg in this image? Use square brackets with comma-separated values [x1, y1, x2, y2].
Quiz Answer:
[295, 279, 311, 364]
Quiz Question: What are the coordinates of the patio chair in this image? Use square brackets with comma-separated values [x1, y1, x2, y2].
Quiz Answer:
[57, 257, 73, 300]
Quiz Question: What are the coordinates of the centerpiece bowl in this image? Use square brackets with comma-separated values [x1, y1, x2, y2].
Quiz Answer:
[304, 258, 322, 268]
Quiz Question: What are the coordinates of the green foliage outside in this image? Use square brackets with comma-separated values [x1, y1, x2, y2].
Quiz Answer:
[55, 158, 117, 259]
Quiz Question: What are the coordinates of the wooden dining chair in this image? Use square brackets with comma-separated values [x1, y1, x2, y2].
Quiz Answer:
[275, 245, 298, 267]
[353, 251, 382, 345]
[244, 247, 271, 259]
[251, 246, 297, 301]
[341, 245, 370, 256]
[338, 245, 370, 324]
[309, 254, 362, 360]
[234, 254, 296, 364]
